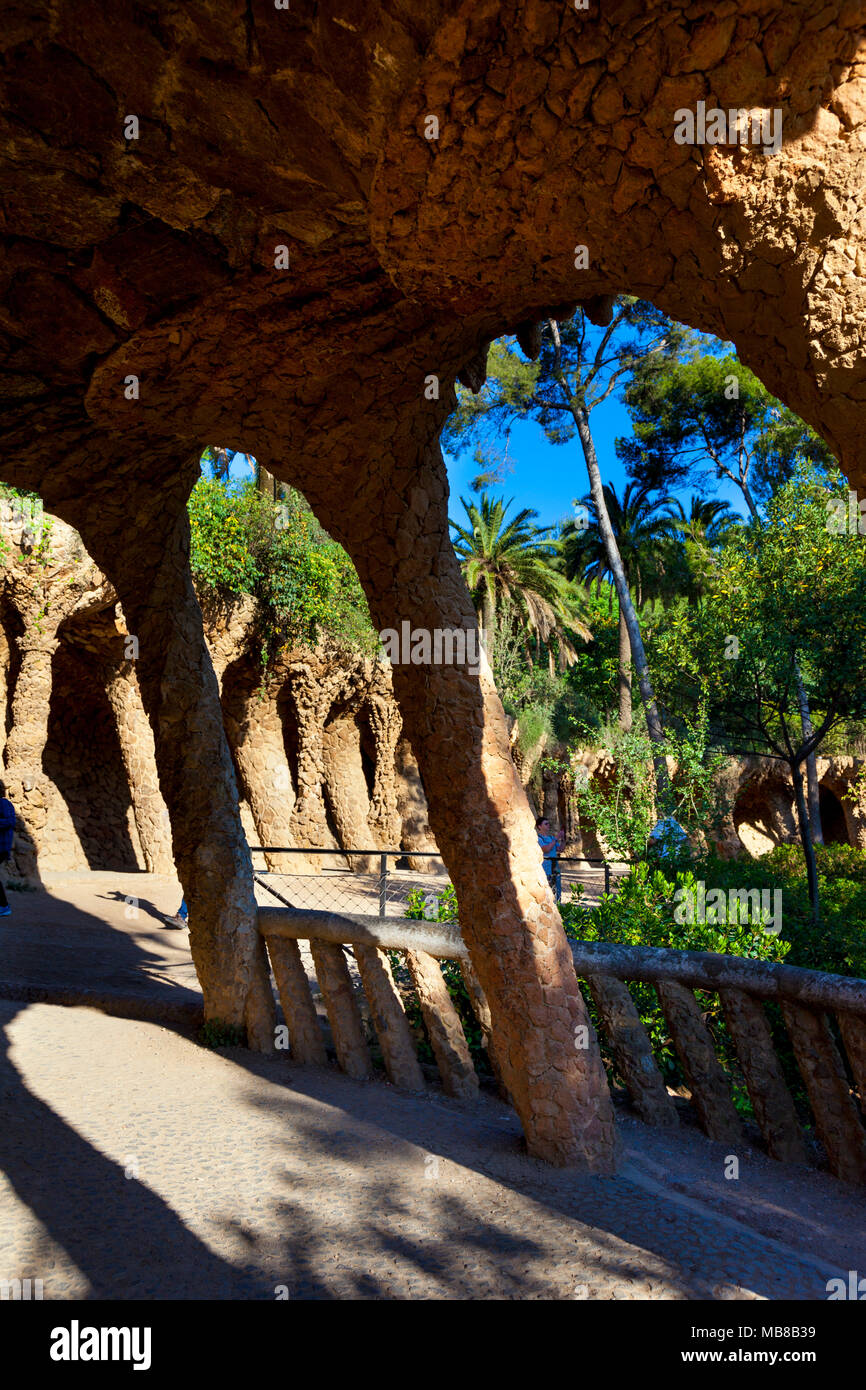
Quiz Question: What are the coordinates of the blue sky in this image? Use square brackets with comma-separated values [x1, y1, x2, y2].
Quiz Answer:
[223, 378, 751, 532]
[443, 387, 752, 531]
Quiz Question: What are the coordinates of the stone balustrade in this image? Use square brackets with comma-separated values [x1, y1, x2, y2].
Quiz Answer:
[258, 907, 866, 1185]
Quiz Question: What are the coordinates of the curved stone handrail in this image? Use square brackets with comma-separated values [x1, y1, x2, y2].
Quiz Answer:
[258, 907, 467, 961]
[567, 941, 866, 1019]
[258, 907, 866, 1016]
[258, 905, 866, 1183]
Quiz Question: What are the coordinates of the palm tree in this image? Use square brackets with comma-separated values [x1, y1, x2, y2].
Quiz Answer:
[665, 494, 738, 546]
[663, 494, 741, 601]
[561, 482, 672, 730]
[450, 493, 591, 672]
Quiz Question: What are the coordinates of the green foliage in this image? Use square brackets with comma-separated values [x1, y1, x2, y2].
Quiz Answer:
[561, 481, 674, 609]
[395, 885, 490, 1073]
[198, 1019, 247, 1049]
[0, 482, 53, 568]
[618, 347, 833, 509]
[684, 468, 866, 763]
[571, 705, 728, 860]
[561, 860, 790, 1107]
[450, 492, 591, 669]
[188, 476, 375, 664]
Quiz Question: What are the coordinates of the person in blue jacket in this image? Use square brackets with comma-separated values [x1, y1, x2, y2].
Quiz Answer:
[0, 785, 16, 917]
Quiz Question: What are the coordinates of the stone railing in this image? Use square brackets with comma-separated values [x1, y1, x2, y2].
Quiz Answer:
[257, 908, 866, 1185]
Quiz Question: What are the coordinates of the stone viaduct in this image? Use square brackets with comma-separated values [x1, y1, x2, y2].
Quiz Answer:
[1, 2, 864, 1168]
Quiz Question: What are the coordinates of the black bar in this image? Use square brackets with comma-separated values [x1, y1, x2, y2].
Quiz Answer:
[378, 853, 388, 919]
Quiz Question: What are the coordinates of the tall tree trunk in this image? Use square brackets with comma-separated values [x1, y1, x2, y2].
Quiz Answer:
[795, 667, 824, 845]
[480, 587, 495, 665]
[617, 601, 632, 731]
[571, 405, 667, 795]
[791, 760, 821, 923]
[742, 481, 824, 850]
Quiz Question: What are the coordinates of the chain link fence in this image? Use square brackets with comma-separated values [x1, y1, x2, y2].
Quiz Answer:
[251, 848, 629, 917]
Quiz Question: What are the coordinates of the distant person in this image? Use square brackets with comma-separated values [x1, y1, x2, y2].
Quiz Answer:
[647, 816, 688, 860]
[0, 784, 15, 918]
[164, 898, 188, 929]
[536, 817, 563, 886]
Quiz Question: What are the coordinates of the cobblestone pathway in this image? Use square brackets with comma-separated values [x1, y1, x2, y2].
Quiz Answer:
[0, 875, 864, 1300]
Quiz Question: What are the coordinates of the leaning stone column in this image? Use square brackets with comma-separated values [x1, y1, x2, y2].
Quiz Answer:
[3, 630, 60, 880]
[104, 660, 174, 874]
[286, 659, 332, 860]
[222, 664, 312, 874]
[366, 679, 403, 849]
[394, 738, 443, 873]
[285, 408, 619, 1171]
[55, 456, 275, 1049]
[322, 717, 377, 873]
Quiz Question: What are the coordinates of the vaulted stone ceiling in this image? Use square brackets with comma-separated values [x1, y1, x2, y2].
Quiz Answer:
[3, 4, 866, 1166]
[2, 1, 865, 493]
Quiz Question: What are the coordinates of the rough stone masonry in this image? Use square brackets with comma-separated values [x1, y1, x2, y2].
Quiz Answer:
[0, 1, 864, 1167]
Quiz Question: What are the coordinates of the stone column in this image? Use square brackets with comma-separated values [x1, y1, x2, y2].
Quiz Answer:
[366, 681, 403, 849]
[222, 665, 312, 874]
[3, 630, 60, 880]
[322, 717, 377, 873]
[104, 660, 174, 874]
[286, 409, 619, 1171]
[286, 660, 332, 859]
[394, 738, 443, 873]
[55, 456, 274, 1049]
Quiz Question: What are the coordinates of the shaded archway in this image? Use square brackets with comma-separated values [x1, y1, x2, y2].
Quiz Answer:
[819, 785, 850, 846]
[1, 4, 865, 1168]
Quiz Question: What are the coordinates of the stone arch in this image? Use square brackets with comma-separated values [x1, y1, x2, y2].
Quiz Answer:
[42, 637, 142, 872]
[733, 774, 798, 857]
[818, 784, 850, 845]
[3, 4, 866, 1165]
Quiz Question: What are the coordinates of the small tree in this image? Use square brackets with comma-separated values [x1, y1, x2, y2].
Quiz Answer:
[681, 469, 866, 921]
[572, 702, 727, 862]
[619, 347, 836, 838]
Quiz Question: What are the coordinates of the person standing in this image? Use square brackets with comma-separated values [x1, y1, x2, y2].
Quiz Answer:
[536, 816, 563, 898]
[0, 784, 16, 917]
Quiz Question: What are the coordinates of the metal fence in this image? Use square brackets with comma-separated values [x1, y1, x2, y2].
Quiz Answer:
[250, 847, 625, 916]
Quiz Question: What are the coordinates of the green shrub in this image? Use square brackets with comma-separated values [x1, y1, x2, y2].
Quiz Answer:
[188, 477, 376, 664]
[198, 1019, 247, 1049]
[393, 885, 491, 1075]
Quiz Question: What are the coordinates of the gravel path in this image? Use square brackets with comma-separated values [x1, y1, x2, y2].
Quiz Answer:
[0, 873, 864, 1301]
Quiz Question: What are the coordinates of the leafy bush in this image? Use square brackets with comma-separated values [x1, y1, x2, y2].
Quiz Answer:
[571, 703, 729, 860]
[188, 477, 376, 664]
[198, 1019, 247, 1049]
[391, 885, 491, 1074]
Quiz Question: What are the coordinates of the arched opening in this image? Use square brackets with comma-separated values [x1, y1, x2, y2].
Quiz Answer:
[819, 785, 850, 846]
[43, 640, 142, 871]
[733, 778, 797, 857]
